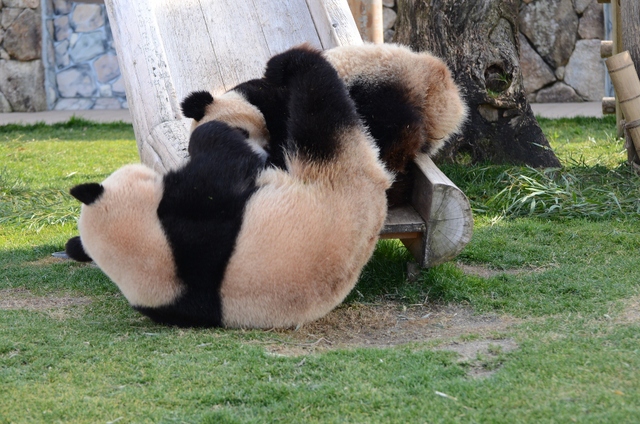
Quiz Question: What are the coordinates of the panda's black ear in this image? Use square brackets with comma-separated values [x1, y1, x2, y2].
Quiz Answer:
[70, 183, 104, 205]
[65, 236, 93, 262]
[181, 91, 214, 121]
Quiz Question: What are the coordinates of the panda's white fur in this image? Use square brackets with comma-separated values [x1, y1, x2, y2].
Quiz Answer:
[66, 46, 391, 329]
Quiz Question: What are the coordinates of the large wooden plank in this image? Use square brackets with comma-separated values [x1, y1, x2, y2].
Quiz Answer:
[153, 0, 225, 99]
[104, 0, 181, 163]
[306, 0, 363, 48]
[253, 0, 323, 55]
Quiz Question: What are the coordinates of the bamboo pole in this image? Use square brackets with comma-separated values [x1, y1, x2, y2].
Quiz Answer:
[606, 51, 640, 162]
[347, 0, 383, 44]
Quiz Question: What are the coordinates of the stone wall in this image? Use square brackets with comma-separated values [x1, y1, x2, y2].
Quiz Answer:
[519, 0, 604, 102]
[0, 0, 607, 112]
[43, 0, 126, 110]
[0, 0, 47, 112]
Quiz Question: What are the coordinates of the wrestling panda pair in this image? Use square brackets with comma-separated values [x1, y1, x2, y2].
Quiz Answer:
[66, 46, 392, 328]
[182, 43, 468, 206]
[65, 43, 467, 329]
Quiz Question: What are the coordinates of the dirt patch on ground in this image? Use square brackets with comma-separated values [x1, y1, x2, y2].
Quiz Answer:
[616, 296, 640, 324]
[0, 288, 92, 316]
[457, 263, 546, 279]
[262, 302, 520, 356]
[436, 338, 519, 378]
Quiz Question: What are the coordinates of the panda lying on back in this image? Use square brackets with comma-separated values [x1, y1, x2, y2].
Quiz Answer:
[182, 43, 468, 206]
[65, 46, 391, 328]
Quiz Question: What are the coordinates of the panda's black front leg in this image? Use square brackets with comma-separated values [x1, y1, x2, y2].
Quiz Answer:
[264, 45, 360, 164]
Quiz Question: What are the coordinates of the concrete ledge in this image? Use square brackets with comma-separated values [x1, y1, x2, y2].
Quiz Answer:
[530, 102, 602, 119]
[0, 109, 132, 125]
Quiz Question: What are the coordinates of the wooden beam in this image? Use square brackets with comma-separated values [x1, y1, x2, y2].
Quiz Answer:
[602, 96, 616, 114]
[601, 40, 613, 58]
[408, 154, 473, 268]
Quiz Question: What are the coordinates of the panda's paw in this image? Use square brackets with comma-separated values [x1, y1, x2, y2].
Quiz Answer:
[65, 236, 93, 262]
[264, 44, 326, 87]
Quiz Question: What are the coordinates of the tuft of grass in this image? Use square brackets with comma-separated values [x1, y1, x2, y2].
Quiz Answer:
[485, 165, 640, 220]
[0, 173, 80, 231]
[441, 115, 640, 221]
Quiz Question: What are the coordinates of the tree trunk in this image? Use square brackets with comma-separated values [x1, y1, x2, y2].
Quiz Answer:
[620, 0, 640, 166]
[621, 0, 640, 69]
[394, 0, 561, 167]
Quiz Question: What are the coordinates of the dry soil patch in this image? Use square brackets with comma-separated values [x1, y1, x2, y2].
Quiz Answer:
[0, 288, 92, 312]
[264, 302, 520, 356]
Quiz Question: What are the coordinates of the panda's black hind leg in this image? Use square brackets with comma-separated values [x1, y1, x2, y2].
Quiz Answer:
[264, 45, 359, 163]
[64, 236, 93, 262]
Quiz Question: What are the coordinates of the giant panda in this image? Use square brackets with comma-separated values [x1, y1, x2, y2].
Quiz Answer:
[181, 43, 467, 206]
[65, 45, 392, 329]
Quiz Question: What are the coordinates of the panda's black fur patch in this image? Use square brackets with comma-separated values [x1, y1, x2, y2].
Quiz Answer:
[145, 121, 264, 327]
[180, 91, 215, 121]
[348, 79, 423, 171]
[65, 236, 93, 262]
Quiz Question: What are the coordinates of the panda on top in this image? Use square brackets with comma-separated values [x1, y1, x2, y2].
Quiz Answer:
[65, 45, 392, 329]
[182, 42, 468, 207]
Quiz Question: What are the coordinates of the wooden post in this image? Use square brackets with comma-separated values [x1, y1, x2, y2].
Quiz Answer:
[606, 51, 640, 164]
[347, 0, 383, 44]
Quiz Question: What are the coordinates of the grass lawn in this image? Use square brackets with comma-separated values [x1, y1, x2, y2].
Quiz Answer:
[1, 116, 639, 422]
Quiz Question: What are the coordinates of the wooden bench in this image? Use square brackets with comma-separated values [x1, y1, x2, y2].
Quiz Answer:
[103, 0, 473, 267]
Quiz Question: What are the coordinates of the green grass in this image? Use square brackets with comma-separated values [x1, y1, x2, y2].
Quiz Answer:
[1, 116, 640, 422]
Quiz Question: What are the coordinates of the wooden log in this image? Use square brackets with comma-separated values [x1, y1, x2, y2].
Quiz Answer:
[404, 154, 473, 268]
[606, 51, 640, 159]
[347, 0, 383, 44]
[602, 96, 616, 114]
[601, 40, 613, 58]
[597, 0, 611, 3]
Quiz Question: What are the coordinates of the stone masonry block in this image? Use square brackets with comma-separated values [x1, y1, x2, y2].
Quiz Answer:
[71, 3, 104, 33]
[4, 8, 41, 61]
[56, 64, 96, 97]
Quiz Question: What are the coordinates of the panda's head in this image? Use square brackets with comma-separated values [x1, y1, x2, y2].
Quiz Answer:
[65, 164, 183, 308]
[180, 89, 270, 160]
